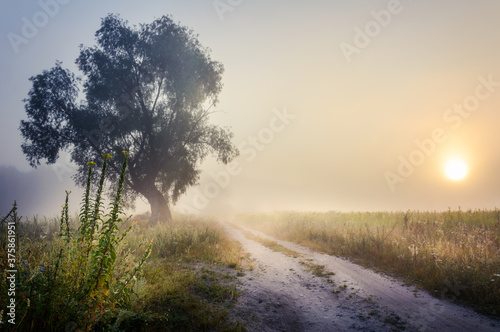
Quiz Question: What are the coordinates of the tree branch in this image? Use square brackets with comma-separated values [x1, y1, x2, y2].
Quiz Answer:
[151, 76, 164, 116]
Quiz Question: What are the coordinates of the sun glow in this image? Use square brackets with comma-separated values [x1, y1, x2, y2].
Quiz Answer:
[444, 159, 468, 181]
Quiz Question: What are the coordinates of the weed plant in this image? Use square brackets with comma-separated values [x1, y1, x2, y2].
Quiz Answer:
[0, 152, 153, 330]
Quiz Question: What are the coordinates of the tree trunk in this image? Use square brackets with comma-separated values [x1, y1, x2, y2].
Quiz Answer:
[143, 186, 172, 226]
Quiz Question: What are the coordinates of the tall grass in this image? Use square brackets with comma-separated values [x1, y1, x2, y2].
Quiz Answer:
[0, 153, 248, 331]
[236, 210, 500, 316]
[0, 152, 152, 330]
[126, 217, 248, 331]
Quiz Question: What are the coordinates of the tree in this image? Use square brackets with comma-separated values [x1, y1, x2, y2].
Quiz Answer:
[19, 14, 238, 225]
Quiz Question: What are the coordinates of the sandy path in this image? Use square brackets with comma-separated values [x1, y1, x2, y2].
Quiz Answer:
[223, 223, 499, 332]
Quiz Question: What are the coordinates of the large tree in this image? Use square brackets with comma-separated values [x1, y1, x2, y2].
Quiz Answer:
[20, 14, 238, 224]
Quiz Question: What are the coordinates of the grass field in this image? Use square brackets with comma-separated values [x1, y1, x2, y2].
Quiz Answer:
[0, 212, 249, 331]
[0, 154, 249, 331]
[2, 152, 499, 329]
[234, 209, 500, 317]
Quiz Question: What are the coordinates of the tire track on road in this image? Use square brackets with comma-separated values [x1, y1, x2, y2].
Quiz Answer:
[226, 223, 499, 332]
[224, 222, 411, 331]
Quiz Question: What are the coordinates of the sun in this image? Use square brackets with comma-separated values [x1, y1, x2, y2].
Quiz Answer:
[444, 159, 468, 181]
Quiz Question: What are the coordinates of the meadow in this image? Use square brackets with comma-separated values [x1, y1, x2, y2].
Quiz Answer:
[2, 151, 499, 330]
[235, 209, 500, 317]
[0, 154, 248, 331]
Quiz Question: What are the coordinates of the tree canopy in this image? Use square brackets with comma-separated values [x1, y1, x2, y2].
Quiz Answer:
[20, 14, 238, 224]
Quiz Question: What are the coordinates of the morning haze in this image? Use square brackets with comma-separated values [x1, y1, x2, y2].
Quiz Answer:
[3, 2, 500, 330]
[1, 0, 500, 218]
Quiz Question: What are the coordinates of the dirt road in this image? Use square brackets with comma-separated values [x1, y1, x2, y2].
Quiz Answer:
[223, 223, 499, 331]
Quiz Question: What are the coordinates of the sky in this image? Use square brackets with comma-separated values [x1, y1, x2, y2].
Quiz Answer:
[2, 0, 500, 218]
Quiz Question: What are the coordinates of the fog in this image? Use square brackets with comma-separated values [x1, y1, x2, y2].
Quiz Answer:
[0, 163, 83, 218]
[2, 0, 500, 218]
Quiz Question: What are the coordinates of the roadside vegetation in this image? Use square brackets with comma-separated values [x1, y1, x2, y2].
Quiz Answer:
[235, 210, 500, 317]
[0, 153, 248, 331]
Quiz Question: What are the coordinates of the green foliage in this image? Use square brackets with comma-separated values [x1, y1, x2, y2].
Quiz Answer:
[0, 169, 248, 331]
[0, 152, 152, 331]
[19, 14, 239, 224]
[115, 217, 249, 331]
[59, 191, 71, 242]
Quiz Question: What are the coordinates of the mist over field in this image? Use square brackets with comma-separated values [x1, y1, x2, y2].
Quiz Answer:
[0, 164, 82, 217]
[2, 0, 500, 218]
[2, 2, 500, 330]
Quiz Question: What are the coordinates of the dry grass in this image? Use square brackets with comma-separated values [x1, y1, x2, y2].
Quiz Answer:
[242, 230, 302, 258]
[235, 209, 500, 317]
[0, 212, 249, 331]
[241, 230, 336, 279]
[102, 214, 251, 331]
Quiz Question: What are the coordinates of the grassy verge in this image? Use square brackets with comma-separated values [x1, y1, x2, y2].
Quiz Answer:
[0, 213, 248, 331]
[235, 210, 500, 317]
[119, 215, 249, 331]
[0, 153, 249, 331]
